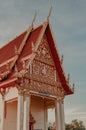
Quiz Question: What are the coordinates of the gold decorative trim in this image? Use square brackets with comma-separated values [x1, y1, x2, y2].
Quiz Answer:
[0, 56, 17, 67]
[56, 96, 65, 103]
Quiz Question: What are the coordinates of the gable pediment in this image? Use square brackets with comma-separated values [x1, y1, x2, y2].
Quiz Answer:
[35, 34, 55, 66]
[28, 34, 64, 96]
[0, 21, 73, 96]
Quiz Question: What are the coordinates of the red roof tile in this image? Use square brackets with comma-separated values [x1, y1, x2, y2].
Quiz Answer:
[18, 25, 43, 60]
[0, 32, 26, 64]
[0, 21, 73, 95]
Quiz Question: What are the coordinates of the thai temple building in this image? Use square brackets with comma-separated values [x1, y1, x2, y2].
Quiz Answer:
[0, 13, 74, 130]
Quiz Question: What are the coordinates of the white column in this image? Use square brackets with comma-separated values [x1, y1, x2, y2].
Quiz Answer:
[55, 100, 61, 130]
[1, 96, 5, 130]
[44, 105, 48, 130]
[60, 102, 65, 130]
[23, 91, 30, 130]
[17, 91, 24, 130]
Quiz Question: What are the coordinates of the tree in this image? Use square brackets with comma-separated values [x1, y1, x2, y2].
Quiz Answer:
[48, 122, 53, 130]
[65, 119, 85, 130]
[65, 123, 73, 130]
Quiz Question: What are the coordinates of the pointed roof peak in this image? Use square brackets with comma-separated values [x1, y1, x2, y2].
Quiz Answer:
[31, 12, 37, 28]
[47, 6, 53, 21]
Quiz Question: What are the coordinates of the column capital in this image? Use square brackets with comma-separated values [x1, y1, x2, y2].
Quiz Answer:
[24, 89, 30, 97]
[56, 96, 65, 104]
[16, 84, 30, 97]
[17, 86, 24, 96]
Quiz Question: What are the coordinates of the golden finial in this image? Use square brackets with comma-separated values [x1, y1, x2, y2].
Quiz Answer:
[72, 83, 75, 91]
[32, 42, 35, 52]
[15, 64, 18, 76]
[47, 6, 52, 21]
[73, 83, 75, 87]
[15, 45, 18, 55]
[61, 55, 64, 64]
[0, 71, 2, 80]
[23, 60, 26, 70]
[6, 63, 10, 71]
[67, 73, 70, 83]
[31, 12, 37, 27]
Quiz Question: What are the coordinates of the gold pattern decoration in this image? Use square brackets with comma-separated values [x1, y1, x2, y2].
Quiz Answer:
[16, 83, 30, 96]
[0, 62, 12, 81]
[15, 69, 64, 96]
[19, 76, 30, 89]
[35, 35, 55, 66]
[28, 72, 60, 87]
[22, 58, 30, 71]
[29, 80, 63, 96]
[56, 96, 64, 103]
[31, 42, 35, 52]
[41, 65, 46, 75]
[32, 59, 55, 81]
[15, 34, 65, 97]
[33, 34, 61, 82]
[24, 89, 30, 97]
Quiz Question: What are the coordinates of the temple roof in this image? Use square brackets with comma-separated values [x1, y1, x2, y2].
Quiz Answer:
[0, 20, 74, 95]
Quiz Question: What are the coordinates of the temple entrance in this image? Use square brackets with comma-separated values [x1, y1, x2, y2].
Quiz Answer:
[29, 113, 35, 130]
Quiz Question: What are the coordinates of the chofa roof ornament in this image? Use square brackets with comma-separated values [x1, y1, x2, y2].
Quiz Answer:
[47, 6, 53, 21]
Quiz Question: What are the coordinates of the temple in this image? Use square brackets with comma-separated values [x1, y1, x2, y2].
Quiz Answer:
[0, 16, 74, 130]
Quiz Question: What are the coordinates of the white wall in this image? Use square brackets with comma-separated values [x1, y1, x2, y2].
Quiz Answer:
[0, 91, 48, 130]
[5, 87, 18, 101]
[4, 101, 17, 130]
[31, 96, 45, 130]
[0, 87, 18, 130]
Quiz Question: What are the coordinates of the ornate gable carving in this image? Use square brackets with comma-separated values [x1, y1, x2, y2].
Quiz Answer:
[35, 34, 55, 66]
[22, 34, 65, 96]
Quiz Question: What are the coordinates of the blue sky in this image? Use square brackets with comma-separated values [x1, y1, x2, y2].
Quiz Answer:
[0, 0, 86, 126]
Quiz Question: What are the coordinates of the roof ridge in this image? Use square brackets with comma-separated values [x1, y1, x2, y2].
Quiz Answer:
[19, 20, 49, 75]
[0, 23, 33, 81]
[0, 18, 49, 81]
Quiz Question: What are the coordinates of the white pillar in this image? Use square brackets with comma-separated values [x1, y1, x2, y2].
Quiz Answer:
[44, 105, 48, 130]
[1, 96, 5, 130]
[60, 102, 65, 130]
[23, 91, 30, 130]
[55, 101, 61, 130]
[17, 91, 24, 130]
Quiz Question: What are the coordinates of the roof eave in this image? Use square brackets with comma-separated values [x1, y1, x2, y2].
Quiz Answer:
[45, 23, 74, 95]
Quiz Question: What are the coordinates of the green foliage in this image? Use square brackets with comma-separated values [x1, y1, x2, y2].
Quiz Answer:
[65, 119, 85, 130]
[48, 126, 52, 130]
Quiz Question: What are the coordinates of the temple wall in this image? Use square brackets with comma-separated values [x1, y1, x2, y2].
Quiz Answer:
[0, 87, 18, 130]
[0, 92, 47, 130]
[31, 96, 45, 130]
[5, 87, 18, 101]
[4, 101, 17, 130]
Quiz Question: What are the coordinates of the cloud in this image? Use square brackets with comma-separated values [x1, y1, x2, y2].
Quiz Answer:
[0, 0, 86, 126]
[65, 107, 86, 125]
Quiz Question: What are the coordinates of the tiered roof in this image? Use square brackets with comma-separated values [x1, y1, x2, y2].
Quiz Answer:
[0, 19, 74, 95]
